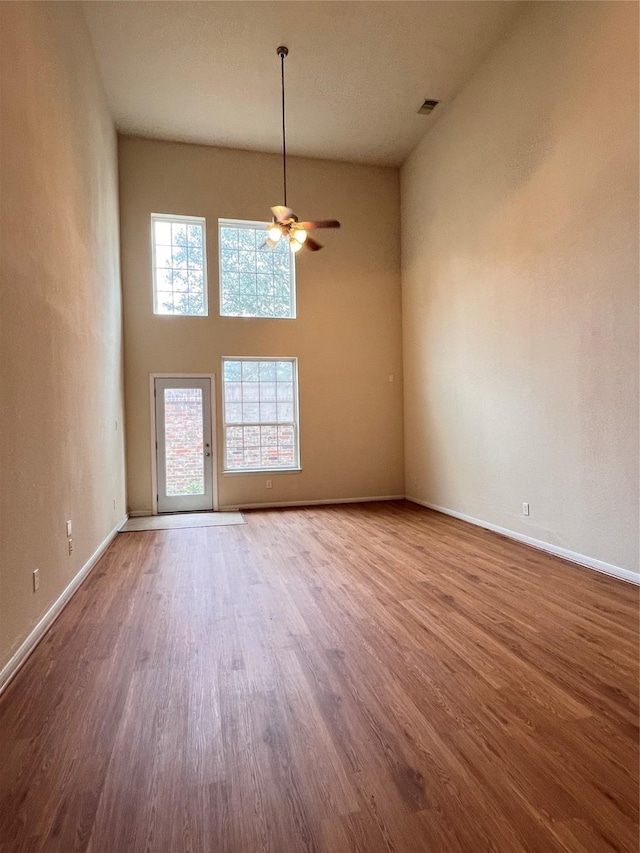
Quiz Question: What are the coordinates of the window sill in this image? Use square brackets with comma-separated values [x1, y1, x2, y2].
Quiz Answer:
[222, 467, 302, 477]
[219, 314, 296, 321]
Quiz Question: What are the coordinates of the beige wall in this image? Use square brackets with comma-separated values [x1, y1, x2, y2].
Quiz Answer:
[118, 137, 404, 512]
[0, 3, 126, 671]
[402, 1, 639, 573]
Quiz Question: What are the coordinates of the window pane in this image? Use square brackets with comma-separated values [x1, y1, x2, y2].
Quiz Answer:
[254, 252, 271, 275]
[222, 272, 239, 303]
[164, 388, 204, 496]
[259, 361, 276, 381]
[244, 446, 261, 466]
[188, 271, 203, 291]
[256, 275, 273, 315]
[276, 361, 293, 381]
[222, 358, 298, 470]
[261, 425, 277, 446]
[242, 382, 260, 402]
[221, 250, 238, 272]
[238, 229, 255, 251]
[154, 220, 172, 245]
[260, 402, 277, 422]
[155, 245, 172, 268]
[171, 246, 187, 268]
[243, 293, 258, 316]
[260, 382, 276, 401]
[242, 426, 259, 448]
[172, 223, 188, 246]
[277, 402, 294, 422]
[187, 248, 203, 269]
[220, 227, 238, 251]
[155, 268, 173, 288]
[261, 447, 281, 468]
[156, 297, 174, 315]
[242, 361, 260, 382]
[278, 425, 294, 445]
[187, 224, 203, 246]
[219, 220, 294, 318]
[242, 403, 260, 423]
[152, 216, 208, 316]
[187, 295, 205, 316]
[225, 426, 244, 469]
[224, 361, 242, 381]
[225, 403, 242, 423]
[238, 251, 255, 273]
[274, 281, 291, 318]
[276, 382, 293, 402]
[225, 381, 242, 402]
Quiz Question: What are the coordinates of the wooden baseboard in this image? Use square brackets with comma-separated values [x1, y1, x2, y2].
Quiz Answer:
[220, 495, 405, 511]
[0, 515, 128, 697]
[407, 498, 638, 585]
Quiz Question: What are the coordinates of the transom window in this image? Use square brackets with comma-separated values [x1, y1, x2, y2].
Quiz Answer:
[151, 214, 208, 316]
[222, 358, 300, 472]
[219, 220, 295, 319]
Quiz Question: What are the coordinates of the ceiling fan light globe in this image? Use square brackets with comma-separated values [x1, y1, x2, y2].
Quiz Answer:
[289, 237, 303, 253]
[295, 228, 308, 244]
[267, 225, 282, 242]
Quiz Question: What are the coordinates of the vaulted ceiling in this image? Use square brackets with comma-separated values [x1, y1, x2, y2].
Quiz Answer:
[83, 1, 523, 167]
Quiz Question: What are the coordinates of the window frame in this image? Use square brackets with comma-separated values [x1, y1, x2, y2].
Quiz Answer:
[218, 218, 296, 320]
[151, 212, 208, 317]
[221, 356, 301, 474]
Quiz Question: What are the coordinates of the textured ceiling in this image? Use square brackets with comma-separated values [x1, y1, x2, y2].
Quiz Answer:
[83, 1, 524, 167]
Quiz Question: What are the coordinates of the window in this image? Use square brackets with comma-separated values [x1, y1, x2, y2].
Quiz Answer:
[151, 214, 207, 316]
[219, 219, 295, 319]
[222, 358, 300, 472]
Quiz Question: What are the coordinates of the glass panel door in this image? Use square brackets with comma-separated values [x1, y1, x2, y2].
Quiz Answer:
[155, 377, 213, 512]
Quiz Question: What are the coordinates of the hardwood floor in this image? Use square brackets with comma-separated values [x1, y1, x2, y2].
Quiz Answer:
[0, 501, 638, 852]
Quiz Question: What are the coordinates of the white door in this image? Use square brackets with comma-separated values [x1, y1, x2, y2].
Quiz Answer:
[155, 377, 214, 513]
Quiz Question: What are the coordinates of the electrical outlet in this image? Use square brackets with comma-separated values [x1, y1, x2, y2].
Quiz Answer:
[33, 569, 39, 592]
[266, 480, 273, 489]
[68, 539, 74, 555]
[66, 520, 72, 537]
[522, 502, 530, 516]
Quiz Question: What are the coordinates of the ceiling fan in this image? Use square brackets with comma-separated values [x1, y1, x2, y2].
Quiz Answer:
[266, 46, 340, 254]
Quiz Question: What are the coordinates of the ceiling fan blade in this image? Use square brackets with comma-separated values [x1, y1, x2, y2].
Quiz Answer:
[296, 220, 341, 230]
[303, 236, 323, 252]
[271, 205, 294, 222]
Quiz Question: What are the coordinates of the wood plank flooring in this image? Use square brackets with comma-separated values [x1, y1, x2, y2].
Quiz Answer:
[0, 501, 638, 852]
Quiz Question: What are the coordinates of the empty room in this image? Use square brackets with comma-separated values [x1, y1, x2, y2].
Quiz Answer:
[0, 1, 638, 851]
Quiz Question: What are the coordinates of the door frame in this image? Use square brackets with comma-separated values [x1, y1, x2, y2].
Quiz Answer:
[149, 373, 218, 515]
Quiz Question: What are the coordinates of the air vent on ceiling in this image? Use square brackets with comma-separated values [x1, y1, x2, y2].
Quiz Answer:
[417, 99, 440, 115]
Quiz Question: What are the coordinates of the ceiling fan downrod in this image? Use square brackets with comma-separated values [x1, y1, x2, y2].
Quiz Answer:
[277, 46, 289, 209]
[266, 45, 340, 252]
